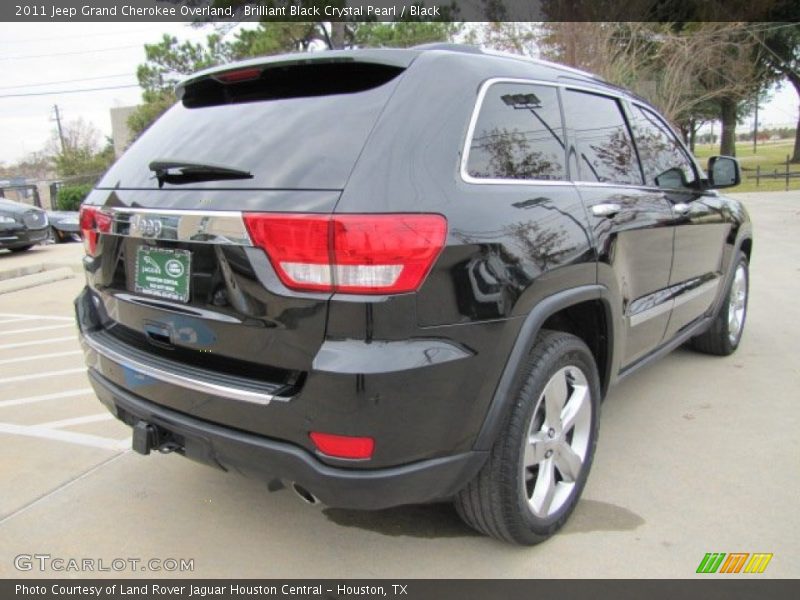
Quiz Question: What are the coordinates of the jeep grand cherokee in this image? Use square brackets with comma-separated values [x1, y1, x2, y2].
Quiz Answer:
[75, 44, 752, 545]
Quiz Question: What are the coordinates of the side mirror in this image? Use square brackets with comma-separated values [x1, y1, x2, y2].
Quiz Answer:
[708, 156, 741, 189]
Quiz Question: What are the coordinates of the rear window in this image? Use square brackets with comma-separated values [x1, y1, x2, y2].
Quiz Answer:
[97, 62, 405, 191]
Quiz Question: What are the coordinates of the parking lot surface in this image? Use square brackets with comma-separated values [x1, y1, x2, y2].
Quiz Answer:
[0, 193, 798, 578]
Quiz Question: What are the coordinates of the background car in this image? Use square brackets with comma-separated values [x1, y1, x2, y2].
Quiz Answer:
[47, 210, 80, 243]
[0, 198, 49, 252]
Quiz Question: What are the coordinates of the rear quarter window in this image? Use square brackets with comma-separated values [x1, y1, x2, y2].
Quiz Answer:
[465, 82, 567, 182]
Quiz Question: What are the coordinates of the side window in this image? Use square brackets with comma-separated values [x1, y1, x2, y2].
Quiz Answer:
[563, 89, 641, 186]
[466, 83, 567, 181]
[629, 104, 697, 189]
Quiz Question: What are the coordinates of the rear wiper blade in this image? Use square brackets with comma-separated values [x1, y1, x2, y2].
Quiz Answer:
[148, 159, 253, 188]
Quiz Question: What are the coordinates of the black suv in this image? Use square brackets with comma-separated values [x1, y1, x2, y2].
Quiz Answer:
[76, 45, 752, 545]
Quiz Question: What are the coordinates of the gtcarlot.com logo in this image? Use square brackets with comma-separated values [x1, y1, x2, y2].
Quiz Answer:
[696, 552, 773, 574]
[14, 554, 194, 573]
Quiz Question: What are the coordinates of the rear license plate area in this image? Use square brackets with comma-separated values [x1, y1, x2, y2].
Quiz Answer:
[134, 246, 191, 303]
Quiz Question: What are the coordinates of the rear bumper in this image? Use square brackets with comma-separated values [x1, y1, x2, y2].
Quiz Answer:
[88, 368, 487, 510]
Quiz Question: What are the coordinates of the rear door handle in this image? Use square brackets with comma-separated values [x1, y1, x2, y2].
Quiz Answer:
[591, 203, 621, 218]
[673, 202, 691, 215]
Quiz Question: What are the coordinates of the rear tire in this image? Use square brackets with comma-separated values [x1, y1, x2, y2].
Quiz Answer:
[691, 253, 748, 356]
[454, 330, 601, 545]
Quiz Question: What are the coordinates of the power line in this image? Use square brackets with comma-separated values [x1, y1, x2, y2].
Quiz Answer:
[2, 27, 160, 44]
[0, 84, 141, 99]
[0, 73, 136, 91]
[0, 44, 142, 61]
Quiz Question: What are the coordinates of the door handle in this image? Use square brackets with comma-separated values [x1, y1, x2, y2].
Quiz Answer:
[673, 202, 691, 215]
[591, 203, 621, 218]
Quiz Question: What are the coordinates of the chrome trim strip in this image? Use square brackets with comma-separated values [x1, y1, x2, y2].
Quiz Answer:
[629, 298, 674, 327]
[629, 279, 720, 327]
[82, 331, 287, 406]
[674, 279, 720, 309]
[100, 207, 252, 246]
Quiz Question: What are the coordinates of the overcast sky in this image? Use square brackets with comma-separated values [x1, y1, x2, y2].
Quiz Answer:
[1, 22, 798, 167]
[0, 22, 212, 165]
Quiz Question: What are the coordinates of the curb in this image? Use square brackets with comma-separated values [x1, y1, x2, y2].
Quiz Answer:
[0, 267, 76, 295]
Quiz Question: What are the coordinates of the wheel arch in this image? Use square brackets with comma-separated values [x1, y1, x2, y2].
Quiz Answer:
[473, 285, 617, 451]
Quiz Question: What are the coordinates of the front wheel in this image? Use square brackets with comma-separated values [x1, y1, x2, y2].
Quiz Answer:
[454, 330, 601, 545]
[691, 253, 749, 356]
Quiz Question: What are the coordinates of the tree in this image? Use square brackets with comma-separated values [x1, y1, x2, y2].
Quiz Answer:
[46, 118, 114, 180]
[753, 23, 800, 162]
[530, 22, 766, 155]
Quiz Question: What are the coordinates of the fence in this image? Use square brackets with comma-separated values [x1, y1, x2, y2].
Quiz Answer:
[750, 155, 800, 190]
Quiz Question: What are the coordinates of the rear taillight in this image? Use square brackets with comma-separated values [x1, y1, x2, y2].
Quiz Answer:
[243, 213, 447, 294]
[79, 205, 111, 256]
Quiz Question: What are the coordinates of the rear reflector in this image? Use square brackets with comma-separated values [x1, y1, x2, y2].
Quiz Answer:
[243, 213, 447, 294]
[79, 205, 112, 256]
[309, 432, 374, 460]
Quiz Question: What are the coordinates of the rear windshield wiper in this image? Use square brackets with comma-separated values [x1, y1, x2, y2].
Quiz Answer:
[149, 159, 253, 188]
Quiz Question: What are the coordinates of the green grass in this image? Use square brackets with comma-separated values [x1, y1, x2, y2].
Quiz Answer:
[693, 138, 799, 193]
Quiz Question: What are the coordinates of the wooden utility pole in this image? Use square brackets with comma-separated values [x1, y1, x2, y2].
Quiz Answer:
[52, 105, 66, 154]
[753, 93, 759, 154]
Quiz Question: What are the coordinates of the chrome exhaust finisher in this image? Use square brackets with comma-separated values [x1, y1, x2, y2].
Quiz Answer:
[291, 482, 323, 506]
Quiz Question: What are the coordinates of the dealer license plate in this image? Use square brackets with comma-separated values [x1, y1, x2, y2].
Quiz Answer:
[134, 246, 191, 303]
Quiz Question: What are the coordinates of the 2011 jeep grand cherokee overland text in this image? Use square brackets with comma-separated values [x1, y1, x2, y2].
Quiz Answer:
[75, 45, 752, 545]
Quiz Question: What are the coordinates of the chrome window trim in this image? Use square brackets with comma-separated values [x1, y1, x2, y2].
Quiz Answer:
[460, 77, 572, 187]
[82, 331, 289, 406]
[98, 207, 252, 246]
[460, 77, 699, 193]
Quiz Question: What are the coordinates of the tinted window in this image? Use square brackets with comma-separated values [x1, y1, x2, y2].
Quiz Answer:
[630, 105, 697, 188]
[467, 83, 566, 181]
[97, 64, 403, 191]
[564, 90, 641, 186]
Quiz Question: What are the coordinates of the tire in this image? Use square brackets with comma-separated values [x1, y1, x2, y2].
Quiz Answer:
[454, 330, 601, 545]
[50, 227, 65, 243]
[9, 245, 34, 252]
[691, 253, 748, 356]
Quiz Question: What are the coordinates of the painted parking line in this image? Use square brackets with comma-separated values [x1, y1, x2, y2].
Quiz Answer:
[0, 421, 128, 451]
[0, 388, 94, 409]
[0, 313, 73, 322]
[0, 324, 75, 336]
[0, 350, 82, 366]
[0, 367, 86, 385]
[38, 413, 114, 429]
[0, 317, 39, 325]
[0, 336, 77, 351]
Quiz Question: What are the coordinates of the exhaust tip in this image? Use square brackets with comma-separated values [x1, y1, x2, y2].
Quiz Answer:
[291, 483, 320, 506]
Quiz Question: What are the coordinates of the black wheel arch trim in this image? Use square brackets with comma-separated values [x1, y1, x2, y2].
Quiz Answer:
[474, 284, 617, 451]
[707, 233, 753, 322]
